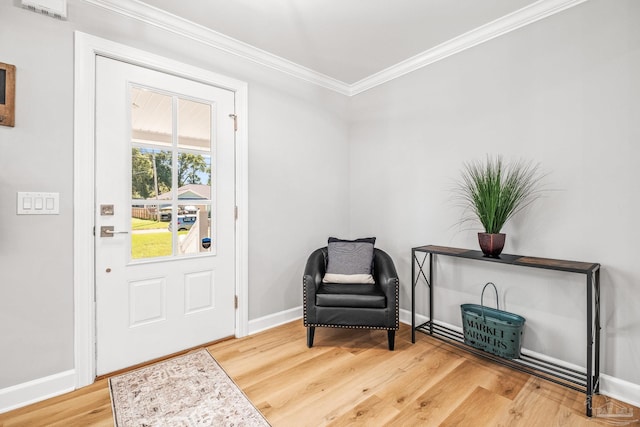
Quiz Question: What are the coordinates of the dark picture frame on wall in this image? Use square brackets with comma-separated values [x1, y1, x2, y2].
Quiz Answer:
[0, 62, 16, 127]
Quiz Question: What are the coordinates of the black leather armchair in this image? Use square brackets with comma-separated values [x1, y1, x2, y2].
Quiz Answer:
[303, 247, 399, 350]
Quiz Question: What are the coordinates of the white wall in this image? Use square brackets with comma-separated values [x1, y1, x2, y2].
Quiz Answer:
[248, 83, 350, 318]
[0, 0, 349, 389]
[349, 0, 640, 387]
[0, 4, 75, 389]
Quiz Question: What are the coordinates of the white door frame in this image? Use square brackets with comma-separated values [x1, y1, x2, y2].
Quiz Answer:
[73, 31, 249, 388]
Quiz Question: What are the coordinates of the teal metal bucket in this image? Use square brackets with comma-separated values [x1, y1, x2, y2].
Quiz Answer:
[461, 282, 526, 359]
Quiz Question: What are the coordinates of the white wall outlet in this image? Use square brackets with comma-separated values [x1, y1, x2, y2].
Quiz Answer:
[17, 192, 60, 215]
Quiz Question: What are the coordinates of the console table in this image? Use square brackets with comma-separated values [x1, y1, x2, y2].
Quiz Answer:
[411, 245, 601, 417]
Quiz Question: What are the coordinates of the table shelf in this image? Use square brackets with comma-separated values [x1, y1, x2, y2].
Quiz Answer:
[411, 245, 600, 417]
[416, 320, 593, 394]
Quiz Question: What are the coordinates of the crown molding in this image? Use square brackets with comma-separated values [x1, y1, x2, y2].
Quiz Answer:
[84, 0, 588, 97]
[82, 0, 352, 95]
[349, 0, 589, 95]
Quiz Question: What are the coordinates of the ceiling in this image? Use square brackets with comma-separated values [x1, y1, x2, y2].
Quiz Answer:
[137, 0, 540, 85]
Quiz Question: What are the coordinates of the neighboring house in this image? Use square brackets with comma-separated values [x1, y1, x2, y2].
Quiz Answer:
[156, 184, 211, 201]
[132, 185, 210, 220]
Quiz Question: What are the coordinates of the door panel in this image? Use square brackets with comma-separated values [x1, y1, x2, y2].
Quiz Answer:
[95, 56, 236, 376]
[129, 278, 166, 327]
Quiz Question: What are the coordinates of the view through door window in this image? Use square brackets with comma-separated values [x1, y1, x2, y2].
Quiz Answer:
[130, 86, 214, 260]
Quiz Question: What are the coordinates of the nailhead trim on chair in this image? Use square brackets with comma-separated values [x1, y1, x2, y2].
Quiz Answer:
[303, 276, 400, 331]
[303, 275, 309, 324]
[393, 277, 399, 329]
[305, 324, 395, 330]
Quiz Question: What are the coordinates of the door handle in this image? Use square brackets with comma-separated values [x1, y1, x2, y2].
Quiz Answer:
[100, 226, 129, 237]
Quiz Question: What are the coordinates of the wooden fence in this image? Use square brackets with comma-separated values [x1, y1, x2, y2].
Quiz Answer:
[132, 206, 158, 220]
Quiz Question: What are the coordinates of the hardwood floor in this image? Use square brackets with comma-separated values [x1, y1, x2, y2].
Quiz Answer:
[1, 321, 638, 426]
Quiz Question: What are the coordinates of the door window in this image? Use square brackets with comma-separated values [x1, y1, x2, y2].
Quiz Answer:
[130, 86, 214, 260]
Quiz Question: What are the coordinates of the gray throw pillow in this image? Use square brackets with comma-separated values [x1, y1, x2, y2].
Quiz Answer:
[323, 238, 375, 284]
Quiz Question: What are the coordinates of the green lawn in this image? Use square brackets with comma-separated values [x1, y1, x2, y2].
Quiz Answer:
[132, 218, 168, 231]
[131, 232, 172, 258]
[131, 229, 188, 259]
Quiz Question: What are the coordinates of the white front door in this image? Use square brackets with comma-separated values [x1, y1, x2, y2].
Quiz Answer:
[94, 56, 236, 376]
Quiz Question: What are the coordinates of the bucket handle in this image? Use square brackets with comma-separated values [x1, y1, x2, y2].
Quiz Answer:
[480, 282, 499, 320]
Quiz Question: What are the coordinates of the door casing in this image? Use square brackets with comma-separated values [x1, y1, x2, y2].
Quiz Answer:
[73, 31, 249, 387]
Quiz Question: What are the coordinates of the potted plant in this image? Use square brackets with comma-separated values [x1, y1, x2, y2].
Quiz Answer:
[455, 155, 545, 257]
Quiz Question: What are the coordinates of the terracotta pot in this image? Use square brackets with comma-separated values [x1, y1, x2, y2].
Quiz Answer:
[478, 232, 506, 257]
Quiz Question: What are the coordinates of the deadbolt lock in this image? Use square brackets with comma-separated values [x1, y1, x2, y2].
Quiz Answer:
[100, 204, 114, 215]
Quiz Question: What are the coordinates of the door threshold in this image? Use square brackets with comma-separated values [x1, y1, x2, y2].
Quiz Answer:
[95, 335, 235, 381]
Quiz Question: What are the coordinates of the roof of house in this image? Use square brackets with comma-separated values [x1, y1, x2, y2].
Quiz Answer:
[155, 184, 210, 200]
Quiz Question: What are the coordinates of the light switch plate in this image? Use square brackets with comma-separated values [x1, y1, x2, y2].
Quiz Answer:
[17, 192, 60, 215]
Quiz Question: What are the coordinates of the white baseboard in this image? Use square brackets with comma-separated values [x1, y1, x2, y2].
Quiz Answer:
[399, 308, 640, 408]
[0, 369, 75, 414]
[599, 374, 640, 408]
[247, 306, 303, 335]
[400, 307, 428, 326]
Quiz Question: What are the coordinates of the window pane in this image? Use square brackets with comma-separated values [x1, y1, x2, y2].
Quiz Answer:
[131, 204, 173, 259]
[178, 98, 211, 151]
[177, 152, 211, 192]
[175, 206, 211, 255]
[131, 88, 172, 147]
[131, 148, 172, 200]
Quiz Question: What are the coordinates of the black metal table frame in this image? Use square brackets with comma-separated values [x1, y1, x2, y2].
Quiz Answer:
[411, 245, 601, 417]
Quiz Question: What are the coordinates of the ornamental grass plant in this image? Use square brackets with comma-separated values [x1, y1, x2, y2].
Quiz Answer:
[456, 156, 545, 234]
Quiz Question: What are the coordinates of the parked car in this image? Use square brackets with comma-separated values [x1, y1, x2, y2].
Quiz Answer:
[168, 214, 197, 231]
[159, 207, 172, 221]
[180, 205, 198, 214]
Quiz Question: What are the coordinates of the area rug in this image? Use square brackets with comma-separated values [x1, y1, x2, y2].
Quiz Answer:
[109, 349, 270, 426]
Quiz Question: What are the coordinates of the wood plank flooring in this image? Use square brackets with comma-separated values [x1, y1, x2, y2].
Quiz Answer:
[1, 321, 638, 426]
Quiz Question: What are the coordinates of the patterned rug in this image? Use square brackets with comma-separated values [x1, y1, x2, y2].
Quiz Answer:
[109, 349, 270, 426]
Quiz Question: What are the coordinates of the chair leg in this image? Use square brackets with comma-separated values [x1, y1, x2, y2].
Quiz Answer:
[307, 327, 315, 348]
[387, 330, 396, 351]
